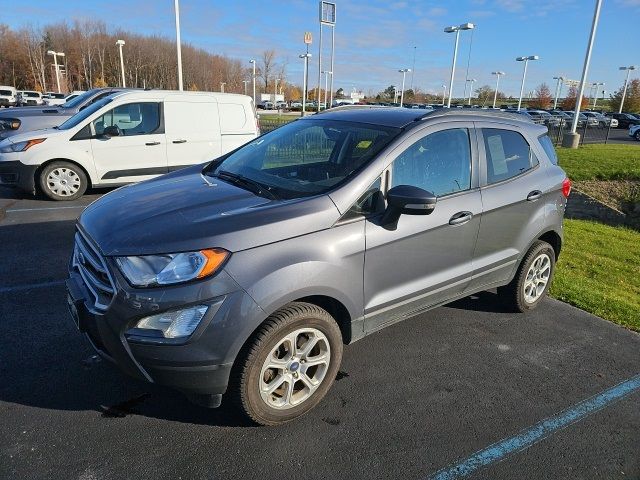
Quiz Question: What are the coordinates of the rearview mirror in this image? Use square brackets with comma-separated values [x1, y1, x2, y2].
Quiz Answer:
[380, 185, 437, 229]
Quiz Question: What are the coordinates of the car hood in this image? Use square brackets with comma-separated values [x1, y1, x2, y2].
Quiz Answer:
[79, 164, 341, 256]
[0, 106, 75, 118]
[0, 127, 64, 144]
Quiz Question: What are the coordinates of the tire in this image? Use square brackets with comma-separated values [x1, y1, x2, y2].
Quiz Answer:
[229, 302, 343, 426]
[635, 130, 640, 141]
[39, 161, 88, 201]
[499, 240, 556, 313]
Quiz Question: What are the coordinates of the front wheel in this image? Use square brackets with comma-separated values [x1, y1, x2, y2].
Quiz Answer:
[634, 130, 640, 141]
[499, 240, 556, 312]
[229, 302, 343, 426]
[39, 161, 88, 201]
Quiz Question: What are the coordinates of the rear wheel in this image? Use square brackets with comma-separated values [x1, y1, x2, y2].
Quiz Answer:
[634, 130, 640, 141]
[499, 240, 555, 312]
[39, 161, 87, 201]
[229, 302, 343, 426]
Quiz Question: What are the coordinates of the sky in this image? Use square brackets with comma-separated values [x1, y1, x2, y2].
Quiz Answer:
[3, 0, 640, 98]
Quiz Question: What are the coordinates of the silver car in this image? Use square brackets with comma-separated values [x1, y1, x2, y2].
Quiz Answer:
[66, 108, 570, 425]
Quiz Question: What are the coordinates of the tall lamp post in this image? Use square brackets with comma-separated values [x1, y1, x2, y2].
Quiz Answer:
[300, 53, 312, 115]
[491, 71, 505, 108]
[220, 82, 226, 93]
[115, 40, 126, 87]
[441, 84, 447, 106]
[321, 70, 332, 108]
[619, 66, 637, 113]
[466, 78, 476, 105]
[552, 76, 564, 109]
[274, 78, 280, 104]
[444, 22, 474, 108]
[591, 82, 604, 107]
[516, 55, 539, 111]
[47, 50, 65, 93]
[249, 59, 257, 105]
[398, 68, 410, 107]
[174, 0, 184, 90]
[242, 80, 249, 96]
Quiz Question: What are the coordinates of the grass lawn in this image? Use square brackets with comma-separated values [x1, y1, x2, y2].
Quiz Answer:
[556, 144, 640, 181]
[550, 219, 640, 331]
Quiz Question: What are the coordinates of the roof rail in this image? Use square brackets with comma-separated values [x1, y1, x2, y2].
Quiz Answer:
[418, 108, 535, 123]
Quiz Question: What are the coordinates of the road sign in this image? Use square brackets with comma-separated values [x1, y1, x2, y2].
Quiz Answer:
[304, 32, 312, 44]
[320, 1, 336, 25]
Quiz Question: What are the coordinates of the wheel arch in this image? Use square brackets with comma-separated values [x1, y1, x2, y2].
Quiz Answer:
[36, 158, 93, 191]
[537, 229, 562, 260]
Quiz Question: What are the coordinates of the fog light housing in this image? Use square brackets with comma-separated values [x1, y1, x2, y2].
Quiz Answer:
[135, 305, 209, 339]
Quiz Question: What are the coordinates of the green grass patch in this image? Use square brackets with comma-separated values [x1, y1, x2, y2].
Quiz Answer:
[556, 144, 640, 181]
[550, 219, 640, 331]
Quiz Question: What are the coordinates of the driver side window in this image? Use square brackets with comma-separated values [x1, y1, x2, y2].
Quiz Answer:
[91, 102, 161, 136]
[391, 128, 472, 197]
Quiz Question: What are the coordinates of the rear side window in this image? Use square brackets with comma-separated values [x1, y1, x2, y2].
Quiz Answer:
[538, 134, 558, 165]
[219, 103, 247, 133]
[482, 128, 536, 184]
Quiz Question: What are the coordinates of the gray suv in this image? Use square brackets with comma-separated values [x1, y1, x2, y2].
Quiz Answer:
[66, 108, 571, 425]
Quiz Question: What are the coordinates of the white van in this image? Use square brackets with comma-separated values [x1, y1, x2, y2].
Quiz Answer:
[0, 90, 259, 200]
[0, 86, 18, 107]
[18, 90, 44, 106]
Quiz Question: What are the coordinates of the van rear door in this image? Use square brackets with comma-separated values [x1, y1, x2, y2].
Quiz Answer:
[219, 100, 258, 153]
[164, 96, 222, 171]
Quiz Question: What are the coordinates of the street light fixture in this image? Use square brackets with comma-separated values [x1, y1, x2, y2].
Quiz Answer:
[516, 55, 539, 111]
[398, 68, 411, 107]
[300, 53, 313, 115]
[116, 40, 126, 88]
[619, 66, 637, 113]
[491, 71, 505, 109]
[552, 76, 564, 109]
[441, 84, 447, 106]
[465, 78, 476, 105]
[444, 22, 475, 108]
[249, 59, 257, 105]
[591, 82, 604, 107]
[47, 50, 65, 93]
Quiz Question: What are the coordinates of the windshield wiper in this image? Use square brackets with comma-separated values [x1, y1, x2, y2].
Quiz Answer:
[214, 170, 279, 200]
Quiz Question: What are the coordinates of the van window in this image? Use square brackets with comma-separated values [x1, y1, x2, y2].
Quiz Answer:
[91, 102, 161, 136]
[391, 128, 472, 197]
[219, 103, 247, 133]
[482, 128, 536, 184]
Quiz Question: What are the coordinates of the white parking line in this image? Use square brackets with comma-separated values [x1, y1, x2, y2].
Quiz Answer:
[6, 205, 89, 213]
[0, 280, 65, 293]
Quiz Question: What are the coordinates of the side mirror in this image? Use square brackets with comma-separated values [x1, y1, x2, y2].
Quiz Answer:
[380, 185, 437, 228]
[102, 125, 121, 138]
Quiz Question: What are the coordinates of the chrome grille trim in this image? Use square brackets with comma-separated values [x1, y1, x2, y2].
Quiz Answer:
[72, 230, 115, 311]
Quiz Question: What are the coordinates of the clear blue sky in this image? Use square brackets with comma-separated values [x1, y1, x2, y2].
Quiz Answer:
[5, 0, 639, 97]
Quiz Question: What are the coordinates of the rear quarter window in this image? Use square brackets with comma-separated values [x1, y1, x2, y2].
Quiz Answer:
[219, 103, 248, 133]
[538, 134, 558, 165]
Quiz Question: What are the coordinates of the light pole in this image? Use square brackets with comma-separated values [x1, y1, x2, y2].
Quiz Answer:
[115, 40, 126, 87]
[444, 23, 474, 108]
[591, 82, 604, 107]
[398, 68, 410, 107]
[552, 76, 564, 109]
[619, 66, 637, 113]
[174, 0, 184, 90]
[321, 70, 331, 108]
[441, 84, 447, 106]
[516, 55, 539, 111]
[466, 78, 476, 105]
[491, 71, 505, 108]
[249, 59, 256, 105]
[274, 78, 280, 104]
[47, 50, 64, 93]
[300, 53, 312, 115]
[220, 82, 226, 93]
[243, 80, 249, 96]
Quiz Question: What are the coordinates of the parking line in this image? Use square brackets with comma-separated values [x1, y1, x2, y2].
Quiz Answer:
[6, 205, 88, 213]
[428, 373, 640, 480]
[0, 280, 65, 293]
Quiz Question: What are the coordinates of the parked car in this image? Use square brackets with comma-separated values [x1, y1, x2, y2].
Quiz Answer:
[18, 90, 44, 106]
[526, 110, 560, 127]
[65, 108, 569, 425]
[0, 87, 128, 140]
[290, 101, 303, 108]
[0, 90, 259, 200]
[0, 86, 18, 108]
[581, 111, 616, 128]
[43, 90, 86, 106]
[629, 124, 640, 141]
[258, 101, 274, 110]
[605, 112, 640, 129]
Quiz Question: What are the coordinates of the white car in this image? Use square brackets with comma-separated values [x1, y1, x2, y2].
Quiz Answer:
[629, 124, 640, 141]
[18, 91, 44, 106]
[0, 86, 18, 107]
[43, 90, 86, 106]
[0, 90, 259, 200]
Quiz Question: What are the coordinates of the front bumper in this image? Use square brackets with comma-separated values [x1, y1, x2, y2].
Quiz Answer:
[0, 160, 38, 194]
[66, 238, 266, 401]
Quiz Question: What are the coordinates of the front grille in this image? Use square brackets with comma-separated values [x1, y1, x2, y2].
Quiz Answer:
[72, 230, 115, 311]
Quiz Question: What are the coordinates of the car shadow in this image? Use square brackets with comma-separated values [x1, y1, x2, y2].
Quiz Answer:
[446, 290, 517, 314]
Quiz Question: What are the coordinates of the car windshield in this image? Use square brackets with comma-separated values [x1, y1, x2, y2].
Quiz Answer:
[205, 119, 401, 200]
[57, 97, 113, 130]
[61, 90, 97, 109]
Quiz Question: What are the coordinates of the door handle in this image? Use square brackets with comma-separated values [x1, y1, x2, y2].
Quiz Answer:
[145, 141, 161, 146]
[449, 211, 473, 226]
[527, 190, 542, 201]
[172, 139, 187, 144]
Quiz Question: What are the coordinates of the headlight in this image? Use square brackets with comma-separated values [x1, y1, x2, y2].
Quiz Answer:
[115, 248, 229, 287]
[0, 118, 21, 131]
[0, 138, 46, 153]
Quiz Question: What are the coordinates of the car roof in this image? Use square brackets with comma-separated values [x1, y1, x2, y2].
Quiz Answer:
[107, 89, 252, 102]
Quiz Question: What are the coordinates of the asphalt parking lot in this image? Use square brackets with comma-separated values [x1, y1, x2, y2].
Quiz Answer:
[1, 186, 639, 480]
